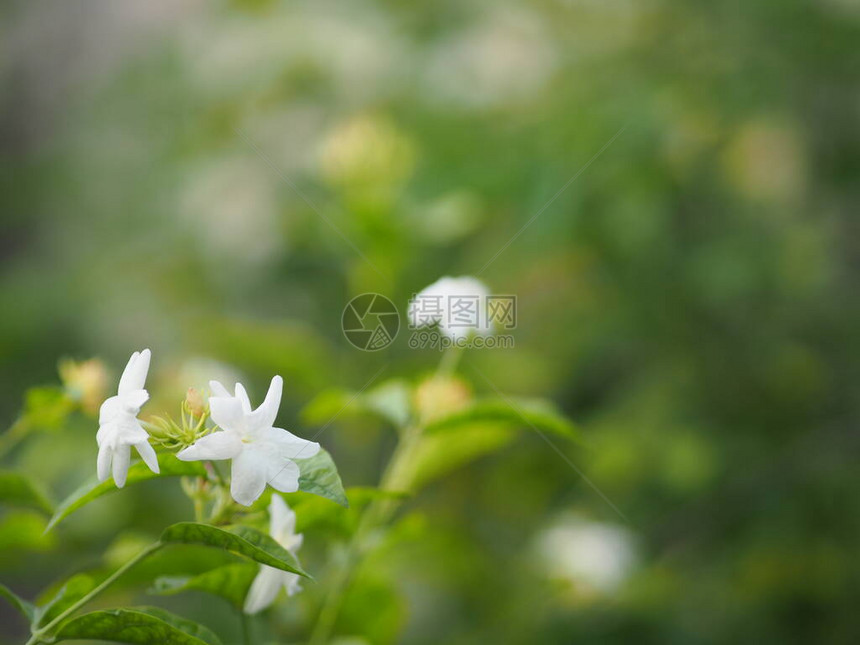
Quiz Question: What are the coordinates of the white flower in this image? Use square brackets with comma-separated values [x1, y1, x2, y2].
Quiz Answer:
[177, 376, 320, 506]
[97, 349, 159, 487]
[244, 495, 304, 614]
[408, 275, 492, 340]
[534, 514, 636, 595]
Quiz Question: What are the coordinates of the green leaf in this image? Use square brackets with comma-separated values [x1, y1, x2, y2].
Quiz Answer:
[46, 455, 207, 531]
[292, 487, 409, 538]
[22, 386, 74, 432]
[411, 423, 517, 489]
[34, 573, 95, 627]
[160, 522, 311, 579]
[55, 607, 221, 645]
[0, 582, 35, 622]
[424, 398, 578, 439]
[301, 380, 412, 429]
[296, 448, 349, 507]
[0, 470, 53, 514]
[149, 563, 258, 610]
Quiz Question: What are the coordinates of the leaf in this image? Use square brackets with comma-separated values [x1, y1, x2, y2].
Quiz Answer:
[34, 573, 96, 627]
[292, 487, 409, 538]
[296, 448, 349, 507]
[301, 380, 412, 429]
[0, 510, 55, 552]
[424, 398, 578, 439]
[22, 386, 74, 432]
[411, 423, 517, 489]
[46, 455, 207, 531]
[55, 607, 221, 645]
[160, 522, 311, 579]
[149, 563, 258, 610]
[0, 470, 53, 514]
[0, 582, 35, 621]
[136, 607, 222, 645]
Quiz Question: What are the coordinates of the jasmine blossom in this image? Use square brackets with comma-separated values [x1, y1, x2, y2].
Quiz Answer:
[96, 349, 159, 487]
[177, 376, 320, 506]
[244, 495, 304, 614]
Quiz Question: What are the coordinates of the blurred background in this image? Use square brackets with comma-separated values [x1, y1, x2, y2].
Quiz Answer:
[1, 0, 859, 643]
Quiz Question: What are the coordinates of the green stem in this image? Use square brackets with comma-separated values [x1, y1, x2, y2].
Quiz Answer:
[309, 423, 424, 645]
[26, 542, 163, 645]
[240, 611, 251, 645]
[435, 346, 463, 381]
[0, 419, 30, 460]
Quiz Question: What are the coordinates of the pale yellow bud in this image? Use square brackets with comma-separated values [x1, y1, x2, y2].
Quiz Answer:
[185, 387, 206, 418]
[58, 358, 108, 416]
[414, 376, 472, 423]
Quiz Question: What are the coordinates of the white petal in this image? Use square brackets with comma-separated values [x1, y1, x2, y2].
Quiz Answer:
[243, 566, 282, 614]
[120, 389, 149, 413]
[118, 349, 151, 396]
[248, 376, 282, 433]
[230, 449, 268, 506]
[177, 431, 243, 461]
[209, 380, 232, 399]
[267, 460, 300, 494]
[112, 444, 131, 487]
[209, 397, 245, 433]
[97, 444, 112, 482]
[234, 383, 252, 414]
[99, 396, 124, 425]
[268, 494, 296, 539]
[135, 440, 159, 474]
[283, 572, 302, 597]
[264, 427, 321, 461]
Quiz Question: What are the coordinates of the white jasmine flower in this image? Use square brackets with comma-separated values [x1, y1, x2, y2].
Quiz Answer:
[534, 514, 636, 595]
[97, 349, 159, 487]
[408, 275, 492, 340]
[177, 376, 320, 506]
[244, 495, 304, 614]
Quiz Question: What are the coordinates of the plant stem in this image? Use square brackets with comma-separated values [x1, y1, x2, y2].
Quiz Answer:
[240, 611, 251, 645]
[0, 419, 29, 459]
[435, 345, 463, 380]
[309, 423, 424, 645]
[26, 542, 163, 644]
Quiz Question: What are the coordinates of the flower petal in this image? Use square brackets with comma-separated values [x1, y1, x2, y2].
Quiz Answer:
[177, 431, 243, 461]
[268, 494, 296, 539]
[120, 389, 149, 413]
[209, 380, 232, 399]
[234, 383, 252, 414]
[97, 444, 112, 482]
[267, 460, 300, 495]
[135, 440, 160, 474]
[248, 376, 282, 434]
[284, 572, 302, 597]
[264, 427, 321, 461]
[243, 566, 283, 614]
[112, 444, 131, 487]
[209, 396, 245, 433]
[230, 449, 268, 506]
[118, 349, 151, 396]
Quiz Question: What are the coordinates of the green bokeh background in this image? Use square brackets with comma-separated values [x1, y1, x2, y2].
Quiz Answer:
[1, 0, 859, 643]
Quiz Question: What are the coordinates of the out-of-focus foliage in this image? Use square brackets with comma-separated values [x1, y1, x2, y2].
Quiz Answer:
[1, 0, 859, 643]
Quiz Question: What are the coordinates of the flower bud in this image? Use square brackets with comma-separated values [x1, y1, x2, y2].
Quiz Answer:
[414, 376, 472, 423]
[58, 358, 108, 416]
[185, 388, 206, 418]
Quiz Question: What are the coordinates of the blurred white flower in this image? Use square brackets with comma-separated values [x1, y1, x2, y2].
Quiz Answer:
[535, 514, 636, 596]
[177, 376, 320, 506]
[97, 349, 159, 487]
[244, 495, 304, 614]
[423, 9, 556, 110]
[408, 276, 492, 340]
